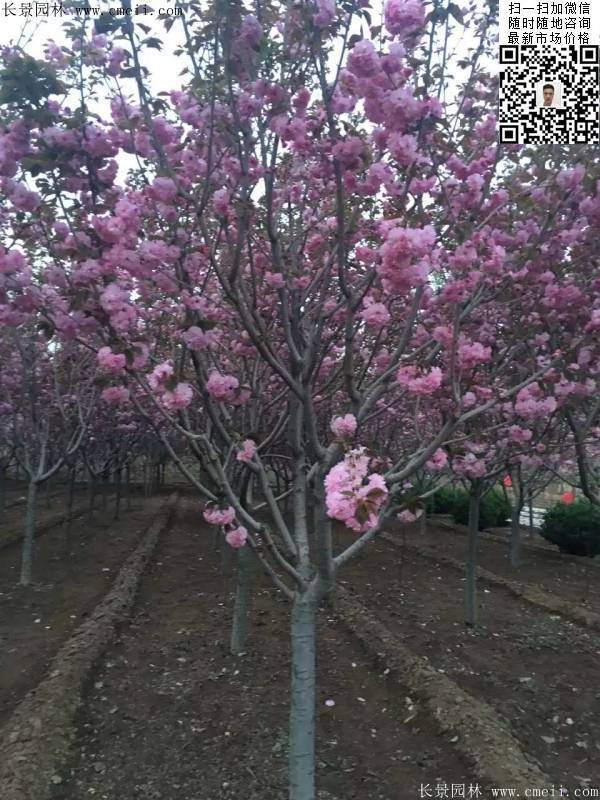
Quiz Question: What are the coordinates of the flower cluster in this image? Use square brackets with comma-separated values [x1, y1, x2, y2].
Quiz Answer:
[514, 382, 558, 420]
[203, 505, 248, 549]
[384, 0, 426, 40]
[324, 448, 388, 532]
[206, 371, 250, 405]
[330, 413, 357, 439]
[182, 325, 220, 351]
[147, 362, 193, 410]
[101, 385, 130, 406]
[236, 439, 257, 463]
[396, 365, 443, 396]
[377, 223, 436, 293]
[97, 346, 126, 374]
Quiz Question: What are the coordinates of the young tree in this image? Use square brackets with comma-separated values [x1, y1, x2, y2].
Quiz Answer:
[0, 332, 95, 584]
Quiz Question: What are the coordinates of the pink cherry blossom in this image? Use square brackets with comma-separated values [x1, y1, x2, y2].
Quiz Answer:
[203, 506, 236, 526]
[182, 325, 220, 351]
[514, 383, 558, 420]
[162, 382, 193, 410]
[347, 40, 380, 78]
[457, 340, 492, 369]
[239, 13, 262, 46]
[313, 0, 336, 27]
[150, 176, 177, 203]
[377, 223, 435, 293]
[396, 365, 443, 396]
[225, 526, 249, 548]
[97, 346, 126, 374]
[384, 0, 425, 39]
[330, 414, 357, 439]
[360, 301, 390, 330]
[206, 371, 241, 403]
[101, 386, 130, 405]
[148, 362, 174, 390]
[236, 439, 257, 462]
[426, 449, 448, 471]
[324, 448, 387, 532]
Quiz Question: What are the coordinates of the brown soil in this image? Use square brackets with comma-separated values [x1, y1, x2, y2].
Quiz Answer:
[0, 496, 163, 726]
[0, 491, 85, 549]
[334, 524, 600, 791]
[335, 586, 549, 793]
[5, 498, 600, 798]
[52, 501, 474, 800]
[421, 516, 600, 613]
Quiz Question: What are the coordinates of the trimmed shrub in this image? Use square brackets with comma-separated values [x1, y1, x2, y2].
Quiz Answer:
[426, 486, 461, 515]
[451, 488, 511, 531]
[540, 500, 600, 557]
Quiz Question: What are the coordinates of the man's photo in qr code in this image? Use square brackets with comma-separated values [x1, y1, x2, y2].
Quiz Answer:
[500, 45, 600, 144]
[536, 80, 563, 109]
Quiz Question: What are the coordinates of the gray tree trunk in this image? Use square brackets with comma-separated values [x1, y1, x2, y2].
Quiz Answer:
[0, 467, 6, 522]
[465, 489, 480, 627]
[509, 503, 521, 568]
[289, 591, 317, 800]
[20, 480, 38, 586]
[126, 464, 132, 510]
[87, 469, 96, 518]
[230, 545, 251, 655]
[528, 492, 534, 537]
[66, 465, 76, 528]
[114, 468, 122, 520]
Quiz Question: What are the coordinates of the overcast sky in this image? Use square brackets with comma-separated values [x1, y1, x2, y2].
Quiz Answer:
[1, 0, 489, 97]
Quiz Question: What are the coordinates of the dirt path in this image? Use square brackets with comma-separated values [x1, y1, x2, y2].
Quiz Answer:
[0, 493, 89, 549]
[334, 529, 600, 789]
[55, 501, 474, 800]
[0, 498, 163, 725]
[406, 517, 600, 614]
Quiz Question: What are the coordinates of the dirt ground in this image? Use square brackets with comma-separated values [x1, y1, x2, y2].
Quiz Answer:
[50, 501, 473, 800]
[0, 496, 163, 725]
[4, 498, 600, 798]
[0, 483, 106, 548]
[335, 523, 600, 790]
[407, 516, 600, 613]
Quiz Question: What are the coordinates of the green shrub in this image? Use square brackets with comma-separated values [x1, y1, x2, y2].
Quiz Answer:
[451, 488, 511, 531]
[426, 486, 461, 515]
[540, 500, 600, 557]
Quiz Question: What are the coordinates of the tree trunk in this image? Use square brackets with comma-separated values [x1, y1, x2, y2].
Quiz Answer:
[67, 465, 76, 526]
[0, 466, 6, 522]
[230, 545, 251, 655]
[398, 529, 406, 585]
[126, 464, 132, 510]
[289, 592, 317, 800]
[114, 467, 122, 520]
[102, 472, 109, 510]
[20, 480, 38, 586]
[528, 491, 534, 537]
[88, 468, 96, 518]
[465, 489, 480, 627]
[509, 502, 521, 568]
[419, 509, 427, 535]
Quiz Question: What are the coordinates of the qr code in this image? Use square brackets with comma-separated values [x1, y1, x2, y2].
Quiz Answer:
[499, 45, 600, 144]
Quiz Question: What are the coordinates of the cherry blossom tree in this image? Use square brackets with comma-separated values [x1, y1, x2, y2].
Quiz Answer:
[0, 331, 95, 584]
[2, 0, 600, 796]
